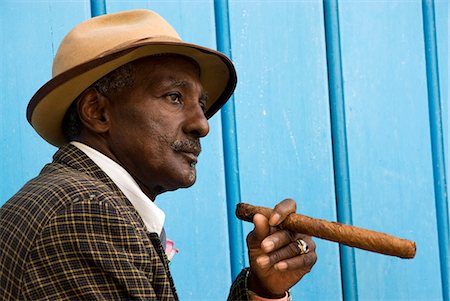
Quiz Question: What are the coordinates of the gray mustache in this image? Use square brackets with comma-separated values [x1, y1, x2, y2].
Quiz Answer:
[171, 139, 201, 156]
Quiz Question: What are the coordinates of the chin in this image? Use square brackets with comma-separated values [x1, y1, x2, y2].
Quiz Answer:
[181, 172, 197, 188]
[169, 170, 197, 190]
[166, 179, 196, 192]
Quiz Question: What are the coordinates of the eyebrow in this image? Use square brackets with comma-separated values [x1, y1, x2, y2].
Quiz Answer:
[171, 79, 189, 88]
[170, 79, 208, 103]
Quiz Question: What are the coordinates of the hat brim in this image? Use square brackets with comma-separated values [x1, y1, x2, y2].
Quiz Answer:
[27, 40, 237, 146]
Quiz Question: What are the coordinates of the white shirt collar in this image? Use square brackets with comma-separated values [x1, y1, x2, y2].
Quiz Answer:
[70, 141, 165, 235]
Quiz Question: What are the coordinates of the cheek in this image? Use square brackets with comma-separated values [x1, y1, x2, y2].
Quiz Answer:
[133, 130, 171, 165]
[114, 110, 162, 144]
[110, 113, 156, 156]
[135, 122, 177, 165]
[111, 106, 182, 166]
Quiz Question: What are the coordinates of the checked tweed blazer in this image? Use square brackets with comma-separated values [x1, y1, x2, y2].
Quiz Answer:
[0, 144, 249, 300]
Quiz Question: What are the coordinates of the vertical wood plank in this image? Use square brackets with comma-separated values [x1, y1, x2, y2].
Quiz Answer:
[213, 0, 246, 280]
[0, 0, 90, 204]
[323, 0, 358, 299]
[90, 0, 106, 16]
[435, 0, 448, 241]
[422, 0, 449, 299]
[228, 1, 342, 299]
[338, 0, 443, 299]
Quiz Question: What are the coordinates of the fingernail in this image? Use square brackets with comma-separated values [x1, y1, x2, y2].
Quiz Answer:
[262, 240, 275, 252]
[275, 261, 288, 271]
[269, 213, 281, 226]
[256, 256, 270, 268]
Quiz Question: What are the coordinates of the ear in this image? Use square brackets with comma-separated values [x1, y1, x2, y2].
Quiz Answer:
[77, 87, 111, 134]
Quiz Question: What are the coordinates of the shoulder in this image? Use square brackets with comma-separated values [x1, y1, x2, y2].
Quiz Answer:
[0, 160, 123, 240]
[1, 159, 138, 238]
[6, 161, 115, 210]
[0, 161, 132, 300]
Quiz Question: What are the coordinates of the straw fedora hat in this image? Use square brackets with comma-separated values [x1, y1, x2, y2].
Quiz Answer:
[27, 9, 237, 146]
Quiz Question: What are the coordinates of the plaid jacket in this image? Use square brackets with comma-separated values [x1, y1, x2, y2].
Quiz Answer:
[0, 144, 249, 300]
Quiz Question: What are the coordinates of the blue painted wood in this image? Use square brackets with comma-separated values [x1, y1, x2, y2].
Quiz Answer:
[435, 0, 449, 231]
[435, 0, 449, 237]
[90, 0, 106, 17]
[228, 1, 342, 299]
[213, 0, 246, 280]
[106, 2, 232, 300]
[323, 0, 359, 299]
[338, 0, 443, 299]
[0, 1, 89, 204]
[422, 1, 449, 299]
[1, 1, 448, 300]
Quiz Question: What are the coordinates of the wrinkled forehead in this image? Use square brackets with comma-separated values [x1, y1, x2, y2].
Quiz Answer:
[131, 54, 206, 97]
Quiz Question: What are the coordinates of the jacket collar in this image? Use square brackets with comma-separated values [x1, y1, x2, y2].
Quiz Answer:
[52, 143, 123, 197]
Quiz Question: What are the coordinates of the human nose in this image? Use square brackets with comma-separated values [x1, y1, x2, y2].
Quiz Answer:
[183, 104, 210, 138]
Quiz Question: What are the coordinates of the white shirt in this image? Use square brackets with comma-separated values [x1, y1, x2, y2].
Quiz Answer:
[70, 141, 165, 235]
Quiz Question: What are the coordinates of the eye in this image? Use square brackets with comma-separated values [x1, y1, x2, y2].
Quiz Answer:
[166, 92, 182, 104]
[199, 99, 207, 112]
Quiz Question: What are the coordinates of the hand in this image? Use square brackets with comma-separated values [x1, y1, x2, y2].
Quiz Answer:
[246, 199, 317, 298]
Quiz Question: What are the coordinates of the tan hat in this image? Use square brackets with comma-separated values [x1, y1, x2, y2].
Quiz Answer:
[27, 9, 237, 146]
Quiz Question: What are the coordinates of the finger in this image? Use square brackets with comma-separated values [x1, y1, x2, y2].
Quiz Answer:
[269, 198, 297, 226]
[262, 231, 315, 253]
[265, 236, 316, 266]
[274, 252, 318, 272]
[261, 230, 295, 253]
[247, 215, 279, 249]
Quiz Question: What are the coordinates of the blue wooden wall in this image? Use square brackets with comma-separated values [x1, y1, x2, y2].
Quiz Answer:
[1, 1, 448, 300]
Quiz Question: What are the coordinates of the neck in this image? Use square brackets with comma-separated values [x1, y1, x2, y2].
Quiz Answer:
[74, 136, 161, 201]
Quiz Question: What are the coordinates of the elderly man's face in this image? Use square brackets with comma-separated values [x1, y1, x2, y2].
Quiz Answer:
[107, 55, 209, 199]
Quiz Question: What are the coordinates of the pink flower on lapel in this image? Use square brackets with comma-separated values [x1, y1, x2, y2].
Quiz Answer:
[165, 239, 179, 261]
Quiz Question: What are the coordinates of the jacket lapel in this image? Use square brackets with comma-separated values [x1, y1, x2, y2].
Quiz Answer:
[51, 144, 179, 299]
[53, 144, 120, 194]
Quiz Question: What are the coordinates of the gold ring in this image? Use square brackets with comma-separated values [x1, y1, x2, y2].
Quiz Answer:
[296, 239, 309, 255]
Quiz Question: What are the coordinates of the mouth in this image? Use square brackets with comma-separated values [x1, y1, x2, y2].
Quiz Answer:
[171, 139, 201, 168]
[181, 151, 198, 167]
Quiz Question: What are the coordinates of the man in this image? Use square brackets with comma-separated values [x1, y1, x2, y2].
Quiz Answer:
[0, 10, 316, 300]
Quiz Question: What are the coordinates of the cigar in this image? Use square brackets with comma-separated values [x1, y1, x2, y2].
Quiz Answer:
[236, 203, 416, 259]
